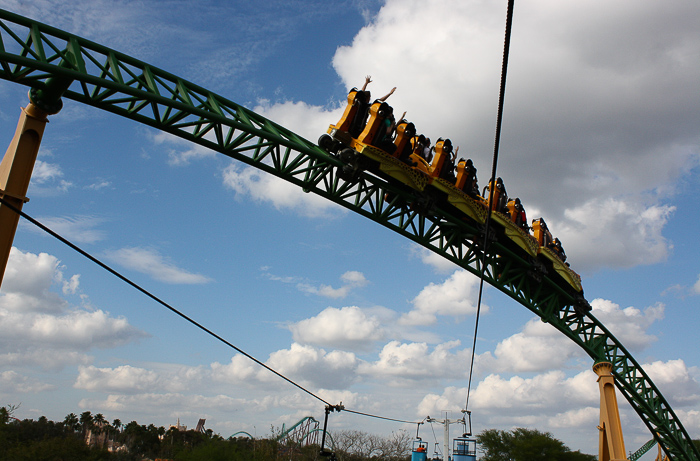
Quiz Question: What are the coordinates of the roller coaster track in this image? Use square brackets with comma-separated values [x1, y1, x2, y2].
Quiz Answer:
[275, 416, 320, 445]
[0, 9, 697, 461]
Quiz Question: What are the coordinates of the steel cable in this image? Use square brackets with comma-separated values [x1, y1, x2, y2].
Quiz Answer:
[464, 0, 516, 413]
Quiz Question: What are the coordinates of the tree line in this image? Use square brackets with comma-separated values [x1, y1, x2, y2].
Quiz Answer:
[6, 405, 696, 460]
[1, 405, 411, 460]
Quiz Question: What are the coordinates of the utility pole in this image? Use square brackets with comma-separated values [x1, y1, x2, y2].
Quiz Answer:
[427, 411, 463, 461]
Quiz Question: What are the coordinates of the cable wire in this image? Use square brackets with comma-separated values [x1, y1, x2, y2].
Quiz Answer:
[343, 408, 422, 425]
[429, 421, 442, 456]
[0, 196, 330, 407]
[465, 0, 516, 413]
[0, 195, 426, 427]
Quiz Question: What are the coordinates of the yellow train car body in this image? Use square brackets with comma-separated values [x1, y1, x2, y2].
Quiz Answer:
[488, 210, 540, 257]
[349, 138, 431, 191]
[532, 219, 583, 292]
[430, 177, 488, 224]
[539, 246, 583, 292]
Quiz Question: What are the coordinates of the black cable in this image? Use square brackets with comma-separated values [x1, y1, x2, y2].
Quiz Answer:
[0, 196, 331, 406]
[465, 0, 516, 413]
[429, 421, 441, 456]
[1, 196, 428, 428]
[343, 408, 422, 425]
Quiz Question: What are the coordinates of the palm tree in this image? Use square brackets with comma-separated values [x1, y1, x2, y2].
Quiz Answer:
[93, 413, 108, 448]
[79, 411, 93, 440]
[64, 413, 79, 433]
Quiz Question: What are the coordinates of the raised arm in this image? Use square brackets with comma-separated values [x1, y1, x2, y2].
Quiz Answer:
[361, 75, 372, 91]
[377, 87, 396, 102]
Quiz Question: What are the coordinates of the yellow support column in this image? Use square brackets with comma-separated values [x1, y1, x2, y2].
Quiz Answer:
[656, 442, 670, 461]
[0, 102, 50, 285]
[594, 361, 628, 461]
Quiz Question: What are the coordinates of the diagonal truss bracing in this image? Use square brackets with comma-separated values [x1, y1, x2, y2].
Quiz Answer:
[0, 9, 697, 461]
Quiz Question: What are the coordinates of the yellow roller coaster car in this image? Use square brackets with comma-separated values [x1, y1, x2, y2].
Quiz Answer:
[318, 94, 583, 294]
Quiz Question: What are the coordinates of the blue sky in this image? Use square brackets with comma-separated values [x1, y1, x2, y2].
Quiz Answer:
[1, 0, 699, 458]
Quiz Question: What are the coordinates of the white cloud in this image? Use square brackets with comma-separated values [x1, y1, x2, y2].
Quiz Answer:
[478, 299, 664, 375]
[693, 275, 700, 295]
[148, 131, 217, 166]
[414, 386, 467, 419]
[85, 180, 112, 191]
[263, 343, 359, 390]
[289, 306, 385, 350]
[31, 160, 64, 184]
[1, 309, 142, 349]
[0, 248, 68, 314]
[360, 340, 471, 384]
[210, 355, 259, 385]
[589, 299, 664, 351]
[79, 392, 254, 416]
[0, 349, 93, 372]
[104, 246, 213, 284]
[75, 364, 204, 394]
[297, 271, 369, 299]
[28, 160, 73, 194]
[558, 198, 675, 273]
[547, 407, 599, 429]
[643, 359, 700, 407]
[400, 270, 483, 325]
[25, 215, 108, 244]
[253, 99, 343, 143]
[75, 365, 161, 393]
[488, 318, 580, 373]
[0, 248, 147, 371]
[417, 369, 598, 419]
[674, 409, 700, 437]
[0, 370, 54, 393]
[213, 343, 360, 391]
[410, 245, 460, 274]
[222, 162, 343, 218]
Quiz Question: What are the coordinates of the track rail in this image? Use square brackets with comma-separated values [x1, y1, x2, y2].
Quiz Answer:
[0, 9, 697, 460]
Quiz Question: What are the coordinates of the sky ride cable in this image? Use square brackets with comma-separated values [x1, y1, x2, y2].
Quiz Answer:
[429, 420, 442, 456]
[2, 195, 426, 429]
[464, 0, 516, 415]
[0, 196, 331, 407]
[343, 408, 423, 425]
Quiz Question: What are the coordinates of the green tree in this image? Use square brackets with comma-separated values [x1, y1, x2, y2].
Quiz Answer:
[0, 404, 19, 424]
[0, 407, 9, 425]
[80, 410, 94, 437]
[477, 428, 596, 461]
[64, 412, 79, 433]
[2, 434, 110, 461]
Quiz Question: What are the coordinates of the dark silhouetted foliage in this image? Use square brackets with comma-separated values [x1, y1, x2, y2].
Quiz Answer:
[477, 428, 596, 461]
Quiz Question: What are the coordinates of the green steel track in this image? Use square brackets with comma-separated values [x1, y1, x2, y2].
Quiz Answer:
[0, 9, 697, 461]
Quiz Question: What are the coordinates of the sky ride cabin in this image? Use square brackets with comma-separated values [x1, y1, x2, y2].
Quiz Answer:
[410, 412, 478, 461]
[318, 86, 585, 298]
[411, 437, 477, 461]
